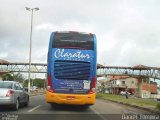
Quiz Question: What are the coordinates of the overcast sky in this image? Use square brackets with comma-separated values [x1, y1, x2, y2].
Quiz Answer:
[0, 0, 160, 67]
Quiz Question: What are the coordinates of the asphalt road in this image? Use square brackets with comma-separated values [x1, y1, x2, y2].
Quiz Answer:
[0, 95, 157, 120]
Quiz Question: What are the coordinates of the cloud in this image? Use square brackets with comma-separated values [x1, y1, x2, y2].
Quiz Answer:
[0, 0, 160, 68]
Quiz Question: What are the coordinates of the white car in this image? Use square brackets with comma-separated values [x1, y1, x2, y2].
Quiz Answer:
[120, 91, 131, 95]
[105, 90, 109, 94]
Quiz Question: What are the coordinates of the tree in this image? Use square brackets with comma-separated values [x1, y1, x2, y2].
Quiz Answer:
[33, 78, 45, 88]
[23, 80, 28, 87]
[2, 73, 14, 81]
[23, 78, 46, 88]
[13, 73, 25, 83]
[101, 82, 106, 93]
[2, 73, 25, 84]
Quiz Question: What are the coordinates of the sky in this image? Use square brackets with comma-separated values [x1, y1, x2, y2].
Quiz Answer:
[0, 0, 160, 68]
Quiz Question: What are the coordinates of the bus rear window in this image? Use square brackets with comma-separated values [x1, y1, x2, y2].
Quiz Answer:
[52, 33, 94, 50]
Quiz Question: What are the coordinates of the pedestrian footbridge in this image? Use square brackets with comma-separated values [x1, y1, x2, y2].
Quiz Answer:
[0, 60, 160, 80]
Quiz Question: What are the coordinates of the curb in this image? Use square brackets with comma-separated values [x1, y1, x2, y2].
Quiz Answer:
[98, 98, 160, 114]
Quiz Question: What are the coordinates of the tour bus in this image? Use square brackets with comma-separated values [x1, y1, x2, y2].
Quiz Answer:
[45, 31, 97, 107]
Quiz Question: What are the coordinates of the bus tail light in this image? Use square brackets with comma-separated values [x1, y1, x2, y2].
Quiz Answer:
[89, 77, 96, 94]
[47, 75, 54, 92]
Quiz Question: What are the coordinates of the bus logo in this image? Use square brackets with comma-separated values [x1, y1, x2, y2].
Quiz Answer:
[54, 49, 90, 59]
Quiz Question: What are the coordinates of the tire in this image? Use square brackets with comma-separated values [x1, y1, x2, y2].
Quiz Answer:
[82, 105, 90, 110]
[25, 97, 29, 107]
[50, 103, 58, 109]
[13, 99, 19, 111]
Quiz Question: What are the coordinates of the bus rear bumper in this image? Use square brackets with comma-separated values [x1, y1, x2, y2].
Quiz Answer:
[45, 91, 96, 105]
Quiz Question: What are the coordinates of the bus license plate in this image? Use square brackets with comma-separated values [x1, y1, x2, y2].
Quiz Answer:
[66, 96, 75, 100]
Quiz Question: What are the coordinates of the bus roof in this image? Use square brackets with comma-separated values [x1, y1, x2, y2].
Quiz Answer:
[53, 31, 94, 36]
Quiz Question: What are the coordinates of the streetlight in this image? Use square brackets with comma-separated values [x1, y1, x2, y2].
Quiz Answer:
[26, 7, 39, 93]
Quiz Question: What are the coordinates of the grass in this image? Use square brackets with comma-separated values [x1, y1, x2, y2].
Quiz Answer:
[96, 93, 159, 109]
[156, 103, 160, 109]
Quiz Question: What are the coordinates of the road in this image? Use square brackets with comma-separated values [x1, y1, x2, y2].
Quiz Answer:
[0, 95, 156, 120]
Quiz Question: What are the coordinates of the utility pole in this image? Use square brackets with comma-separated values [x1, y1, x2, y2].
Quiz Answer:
[26, 7, 39, 93]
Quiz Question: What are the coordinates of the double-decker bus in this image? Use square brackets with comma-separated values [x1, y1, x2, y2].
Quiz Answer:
[45, 31, 97, 107]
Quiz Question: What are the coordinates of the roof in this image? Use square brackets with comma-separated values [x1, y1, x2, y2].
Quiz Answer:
[0, 72, 9, 75]
[0, 60, 10, 74]
[97, 64, 104, 68]
[0, 59, 9, 64]
[133, 64, 149, 70]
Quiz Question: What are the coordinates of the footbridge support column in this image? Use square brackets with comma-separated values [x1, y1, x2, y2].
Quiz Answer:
[137, 77, 150, 98]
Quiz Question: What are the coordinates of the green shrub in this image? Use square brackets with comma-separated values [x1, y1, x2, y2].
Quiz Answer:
[156, 103, 160, 110]
[96, 93, 104, 98]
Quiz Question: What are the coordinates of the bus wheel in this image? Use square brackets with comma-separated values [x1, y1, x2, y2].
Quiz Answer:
[82, 105, 90, 110]
[50, 103, 58, 109]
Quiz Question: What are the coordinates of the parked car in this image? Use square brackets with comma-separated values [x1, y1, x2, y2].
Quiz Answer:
[0, 81, 29, 110]
[105, 90, 109, 94]
[120, 91, 131, 95]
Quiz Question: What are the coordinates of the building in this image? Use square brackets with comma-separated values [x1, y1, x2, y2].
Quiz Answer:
[0, 59, 10, 81]
[96, 76, 108, 93]
[106, 75, 158, 98]
[106, 76, 138, 95]
[141, 81, 157, 94]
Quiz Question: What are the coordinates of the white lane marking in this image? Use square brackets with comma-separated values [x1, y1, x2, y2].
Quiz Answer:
[28, 105, 41, 113]
[90, 107, 107, 120]
[90, 107, 101, 114]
